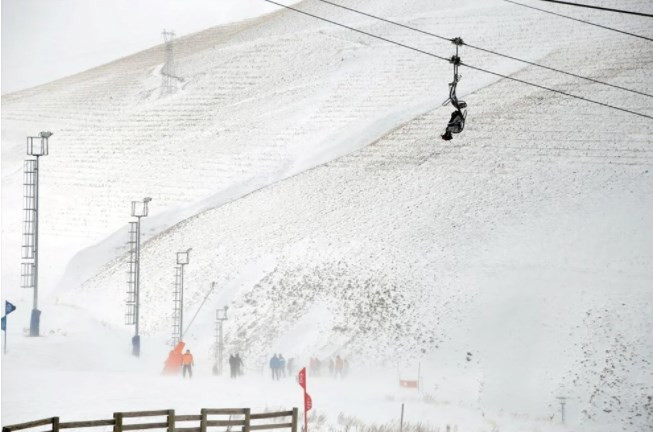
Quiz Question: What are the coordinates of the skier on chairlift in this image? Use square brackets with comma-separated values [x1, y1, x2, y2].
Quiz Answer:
[441, 38, 467, 141]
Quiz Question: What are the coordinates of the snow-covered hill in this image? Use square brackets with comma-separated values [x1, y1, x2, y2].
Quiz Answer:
[2, 1, 653, 431]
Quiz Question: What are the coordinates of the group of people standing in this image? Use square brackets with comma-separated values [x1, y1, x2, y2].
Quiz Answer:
[310, 355, 349, 378]
[267, 354, 350, 380]
[175, 349, 350, 381]
[228, 353, 244, 378]
[269, 354, 295, 380]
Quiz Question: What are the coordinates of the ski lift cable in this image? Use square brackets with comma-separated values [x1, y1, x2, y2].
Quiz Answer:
[532, 0, 653, 18]
[263, 0, 653, 120]
[503, 0, 653, 42]
[312, 0, 653, 98]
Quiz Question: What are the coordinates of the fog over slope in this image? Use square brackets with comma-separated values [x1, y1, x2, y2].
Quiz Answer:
[2, 0, 653, 431]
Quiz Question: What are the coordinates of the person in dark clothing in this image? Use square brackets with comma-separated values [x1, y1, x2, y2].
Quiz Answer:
[229, 354, 236, 378]
[335, 355, 344, 379]
[278, 354, 286, 378]
[287, 357, 295, 376]
[441, 109, 465, 141]
[235, 354, 244, 376]
[270, 354, 280, 380]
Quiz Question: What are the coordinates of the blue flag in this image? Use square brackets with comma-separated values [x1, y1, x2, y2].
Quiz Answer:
[1, 316, 5, 331]
[5, 301, 16, 315]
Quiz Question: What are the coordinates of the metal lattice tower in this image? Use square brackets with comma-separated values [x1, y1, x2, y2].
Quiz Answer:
[171, 249, 191, 346]
[21, 160, 37, 287]
[161, 30, 178, 95]
[171, 266, 183, 346]
[22, 132, 52, 337]
[213, 306, 228, 375]
[125, 197, 151, 357]
[125, 222, 138, 326]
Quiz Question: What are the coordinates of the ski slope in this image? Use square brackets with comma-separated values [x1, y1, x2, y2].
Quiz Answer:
[2, 0, 653, 431]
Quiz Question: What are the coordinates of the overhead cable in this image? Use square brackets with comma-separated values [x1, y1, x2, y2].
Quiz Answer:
[533, 0, 653, 17]
[313, 0, 652, 98]
[504, 0, 653, 41]
[263, 0, 653, 120]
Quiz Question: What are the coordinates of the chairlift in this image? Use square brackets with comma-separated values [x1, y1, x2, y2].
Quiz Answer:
[441, 37, 467, 141]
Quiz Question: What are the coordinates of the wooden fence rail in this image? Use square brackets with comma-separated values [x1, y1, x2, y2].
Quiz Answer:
[60, 421, 115, 430]
[3, 408, 298, 432]
[3, 418, 57, 432]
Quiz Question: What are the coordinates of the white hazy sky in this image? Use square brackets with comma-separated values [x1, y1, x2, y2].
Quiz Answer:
[1, 0, 289, 94]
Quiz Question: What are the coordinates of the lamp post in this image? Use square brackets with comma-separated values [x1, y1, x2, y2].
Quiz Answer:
[126, 197, 151, 357]
[22, 131, 52, 337]
[214, 306, 228, 375]
[172, 248, 191, 346]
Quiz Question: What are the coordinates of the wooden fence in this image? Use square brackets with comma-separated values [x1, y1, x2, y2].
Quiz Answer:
[3, 408, 298, 432]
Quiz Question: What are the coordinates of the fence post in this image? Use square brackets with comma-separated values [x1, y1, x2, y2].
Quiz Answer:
[52, 417, 60, 432]
[167, 410, 175, 432]
[243, 408, 251, 432]
[199, 409, 207, 432]
[291, 408, 298, 432]
[113, 413, 123, 432]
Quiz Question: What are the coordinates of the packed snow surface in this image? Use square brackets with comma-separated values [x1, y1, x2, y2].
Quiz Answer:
[2, 0, 653, 431]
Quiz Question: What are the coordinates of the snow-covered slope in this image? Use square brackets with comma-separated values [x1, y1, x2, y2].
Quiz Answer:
[2, 0, 534, 293]
[2, 1, 653, 431]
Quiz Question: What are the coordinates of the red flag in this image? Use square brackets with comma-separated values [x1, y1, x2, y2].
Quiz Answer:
[299, 367, 311, 432]
[400, 379, 419, 388]
[298, 367, 307, 390]
[305, 392, 312, 411]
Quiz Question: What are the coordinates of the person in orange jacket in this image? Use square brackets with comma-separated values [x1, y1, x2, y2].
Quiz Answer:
[182, 349, 194, 378]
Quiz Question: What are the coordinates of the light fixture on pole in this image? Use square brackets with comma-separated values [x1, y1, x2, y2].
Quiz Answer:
[171, 248, 191, 346]
[22, 131, 52, 337]
[213, 306, 228, 375]
[125, 197, 152, 357]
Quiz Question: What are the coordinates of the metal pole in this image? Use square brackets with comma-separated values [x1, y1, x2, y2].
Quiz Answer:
[129, 197, 149, 356]
[556, 396, 567, 424]
[29, 155, 41, 337]
[4, 323, 7, 354]
[33, 155, 39, 311]
[182, 281, 216, 338]
[400, 403, 404, 432]
[218, 320, 223, 375]
[213, 305, 227, 375]
[179, 263, 184, 342]
[135, 216, 141, 339]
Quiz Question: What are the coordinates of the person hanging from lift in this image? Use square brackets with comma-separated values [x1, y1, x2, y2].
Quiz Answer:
[442, 38, 467, 141]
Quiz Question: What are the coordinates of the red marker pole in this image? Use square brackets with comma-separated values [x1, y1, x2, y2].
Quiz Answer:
[298, 367, 312, 432]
